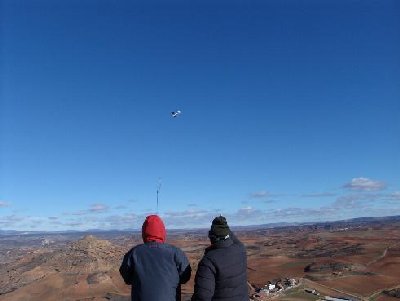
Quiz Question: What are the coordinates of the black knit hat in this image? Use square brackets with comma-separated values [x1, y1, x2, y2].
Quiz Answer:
[209, 216, 230, 238]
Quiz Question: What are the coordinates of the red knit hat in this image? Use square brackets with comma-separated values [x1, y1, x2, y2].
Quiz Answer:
[142, 215, 166, 243]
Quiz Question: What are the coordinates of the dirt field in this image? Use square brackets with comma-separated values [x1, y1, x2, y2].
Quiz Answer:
[1, 218, 399, 300]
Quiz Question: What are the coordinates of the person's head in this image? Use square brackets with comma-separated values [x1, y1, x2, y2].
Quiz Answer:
[142, 215, 166, 243]
[208, 215, 230, 244]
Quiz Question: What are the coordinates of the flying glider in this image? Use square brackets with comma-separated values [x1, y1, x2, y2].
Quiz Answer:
[171, 110, 182, 118]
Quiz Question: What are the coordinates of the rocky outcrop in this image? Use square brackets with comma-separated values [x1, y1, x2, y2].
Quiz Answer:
[0, 235, 125, 296]
[383, 289, 400, 298]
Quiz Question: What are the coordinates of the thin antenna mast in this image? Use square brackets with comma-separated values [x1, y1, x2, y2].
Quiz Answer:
[156, 178, 162, 213]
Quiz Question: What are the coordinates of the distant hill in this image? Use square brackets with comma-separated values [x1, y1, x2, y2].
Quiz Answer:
[1, 215, 400, 236]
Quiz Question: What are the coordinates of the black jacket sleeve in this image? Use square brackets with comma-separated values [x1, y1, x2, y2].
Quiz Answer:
[191, 256, 216, 301]
[119, 250, 134, 285]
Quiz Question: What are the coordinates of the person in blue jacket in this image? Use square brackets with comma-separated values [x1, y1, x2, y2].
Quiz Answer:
[120, 215, 191, 301]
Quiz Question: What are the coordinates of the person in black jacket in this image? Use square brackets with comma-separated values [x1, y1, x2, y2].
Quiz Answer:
[192, 216, 248, 301]
[119, 215, 191, 301]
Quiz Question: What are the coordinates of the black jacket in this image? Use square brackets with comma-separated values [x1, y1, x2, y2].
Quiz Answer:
[120, 242, 191, 301]
[192, 232, 248, 301]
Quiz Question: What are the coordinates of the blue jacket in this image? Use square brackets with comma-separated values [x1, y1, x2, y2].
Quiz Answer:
[120, 242, 191, 301]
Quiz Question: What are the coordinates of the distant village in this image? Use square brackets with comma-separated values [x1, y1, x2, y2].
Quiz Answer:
[250, 277, 299, 300]
[249, 278, 358, 301]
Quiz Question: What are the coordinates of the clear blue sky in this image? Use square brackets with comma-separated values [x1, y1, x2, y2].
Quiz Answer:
[1, 0, 399, 231]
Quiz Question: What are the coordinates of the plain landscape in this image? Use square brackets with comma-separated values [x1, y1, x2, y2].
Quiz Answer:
[1, 216, 400, 301]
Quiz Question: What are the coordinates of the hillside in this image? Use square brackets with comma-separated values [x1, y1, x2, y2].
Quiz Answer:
[1, 216, 400, 301]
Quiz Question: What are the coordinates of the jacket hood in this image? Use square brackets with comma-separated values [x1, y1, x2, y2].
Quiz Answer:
[142, 215, 166, 243]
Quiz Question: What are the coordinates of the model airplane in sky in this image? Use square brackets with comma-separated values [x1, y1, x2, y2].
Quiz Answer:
[171, 110, 182, 118]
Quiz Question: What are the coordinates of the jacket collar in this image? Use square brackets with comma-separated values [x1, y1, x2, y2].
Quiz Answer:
[207, 237, 233, 251]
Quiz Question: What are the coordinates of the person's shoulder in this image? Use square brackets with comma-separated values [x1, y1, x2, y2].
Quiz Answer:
[204, 244, 216, 254]
[161, 243, 189, 258]
[203, 244, 220, 261]
[233, 237, 245, 248]
[162, 243, 185, 253]
[127, 243, 145, 254]
[132, 243, 146, 249]
[200, 247, 218, 268]
[231, 239, 246, 256]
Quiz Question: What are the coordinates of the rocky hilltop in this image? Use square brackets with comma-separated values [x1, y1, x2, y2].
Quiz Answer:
[52, 235, 122, 273]
[0, 235, 130, 300]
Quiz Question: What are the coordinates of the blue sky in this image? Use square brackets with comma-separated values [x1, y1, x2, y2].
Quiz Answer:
[1, 0, 399, 231]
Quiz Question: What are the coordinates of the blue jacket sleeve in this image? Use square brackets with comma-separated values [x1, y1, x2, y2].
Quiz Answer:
[119, 249, 134, 285]
[175, 247, 192, 284]
[191, 256, 216, 301]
